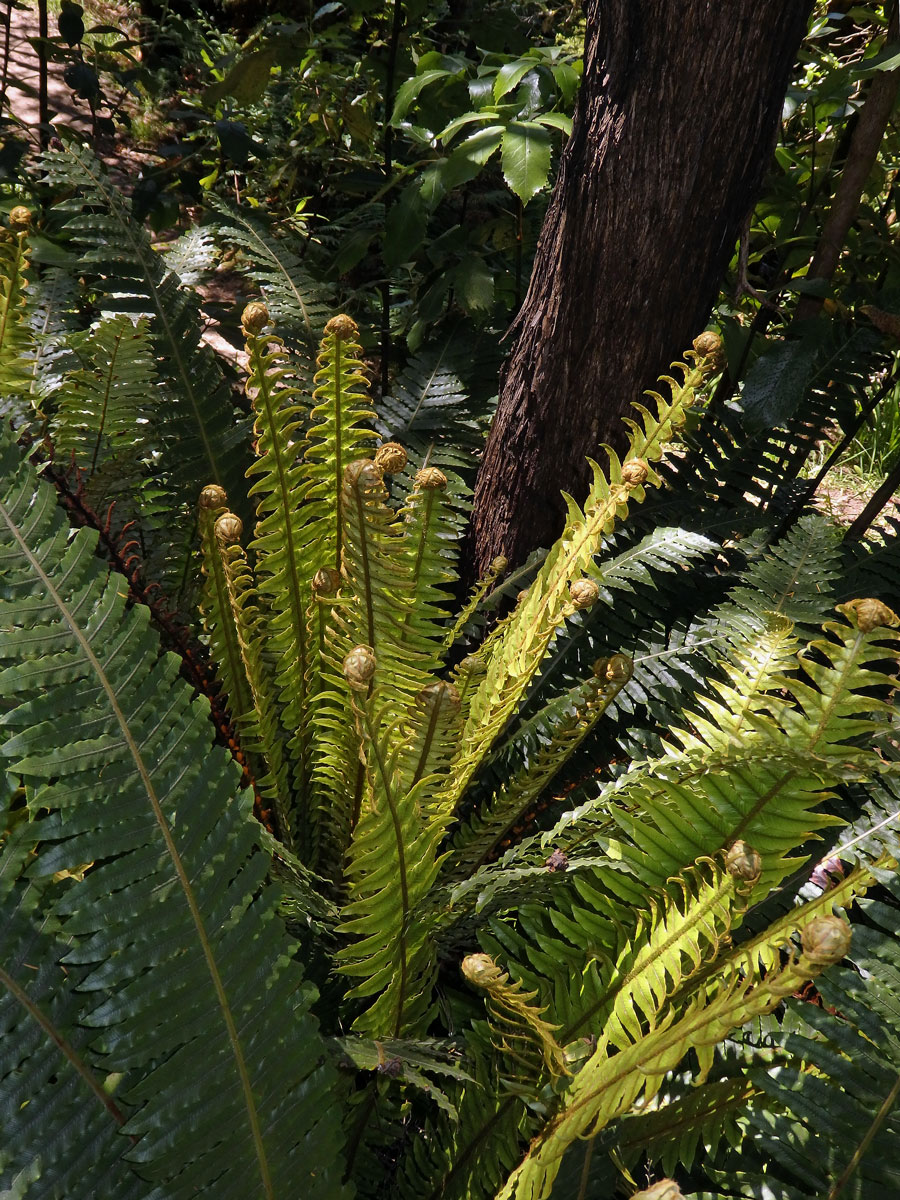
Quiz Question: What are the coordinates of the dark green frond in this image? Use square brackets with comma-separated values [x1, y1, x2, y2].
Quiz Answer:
[0, 432, 348, 1200]
[49, 315, 158, 503]
[212, 199, 333, 381]
[39, 139, 248, 509]
[0, 882, 148, 1199]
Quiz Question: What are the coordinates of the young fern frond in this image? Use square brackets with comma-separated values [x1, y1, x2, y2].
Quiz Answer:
[396, 463, 459, 671]
[461, 952, 569, 1084]
[497, 913, 854, 1200]
[303, 314, 378, 574]
[447, 349, 717, 810]
[0, 207, 35, 423]
[243, 305, 316, 844]
[197, 484, 257, 737]
[399, 680, 464, 825]
[215, 511, 293, 840]
[337, 654, 445, 1037]
[339, 457, 432, 707]
[442, 552, 509, 653]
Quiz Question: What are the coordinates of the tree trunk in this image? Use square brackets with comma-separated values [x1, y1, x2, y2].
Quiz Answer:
[466, 0, 813, 576]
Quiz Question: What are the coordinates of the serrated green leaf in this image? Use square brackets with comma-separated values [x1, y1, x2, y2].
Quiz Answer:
[501, 121, 552, 204]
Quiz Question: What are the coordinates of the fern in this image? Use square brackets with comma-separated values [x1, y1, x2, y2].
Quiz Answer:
[39, 138, 249, 511]
[212, 198, 334, 385]
[705, 898, 900, 1199]
[0, 429, 349, 1199]
[0, 206, 36, 425]
[6, 273, 900, 1200]
[48, 315, 158, 507]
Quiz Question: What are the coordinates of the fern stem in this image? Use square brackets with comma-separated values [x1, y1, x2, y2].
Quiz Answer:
[0, 964, 128, 1128]
[89, 326, 124, 473]
[825, 1071, 900, 1200]
[360, 701, 411, 1037]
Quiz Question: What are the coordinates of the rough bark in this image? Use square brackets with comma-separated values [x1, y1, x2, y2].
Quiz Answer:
[466, 0, 813, 576]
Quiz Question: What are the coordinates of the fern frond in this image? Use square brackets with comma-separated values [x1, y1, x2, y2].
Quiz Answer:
[214, 510, 293, 841]
[337, 680, 444, 1037]
[0, 431, 349, 1199]
[304, 314, 379, 572]
[0, 884, 147, 1198]
[462, 952, 569, 1083]
[496, 913, 853, 1199]
[538, 602, 900, 899]
[242, 311, 316, 844]
[395, 464, 458, 669]
[49, 315, 158, 500]
[447, 654, 633, 877]
[378, 342, 491, 500]
[197, 484, 256, 736]
[26, 265, 80, 401]
[212, 198, 333, 382]
[160, 225, 218, 287]
[447, 353, 713, 810]
[40, 139, 247, 509]
[396, 679, 463, 825]
[397, 1045, 538, 1200]
[0, 210, 35, 424]
[339, 456, 432, 707]
[709, 898, 900, 1199]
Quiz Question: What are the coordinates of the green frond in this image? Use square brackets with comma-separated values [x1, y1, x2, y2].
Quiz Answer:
[0, 431, 348, 1199]
[0, 214, 35, 423]
[308, 451, 420, 879]
[337, 685, 444, 1037]
[338, 1035, 471, 1118]
[462, 952, 569, 1084]
[396, 678, 463, 825]
[39, 139, 248, 509]
[197, 485, 257, 737]
[447, 352, 713, 810]
[304, 314, 379, 573]
[215, 512, 293, 841]
[397, 1046, 538, 1200]
[243, 316, 316, 841]
[378, 343, 488, 476]
[212, 198, 333, 379]
[395, 465, 458, 669]
[49, 315, 158, 500]
[708, 899, 900, 1199]
[496, 913, 851, 1199]
[443, 552, 509, 653]
[610, 1076, 757, 1181]
[723, 512, 844, 634]
[339, 455, 434, 693]
[540, 603, 900, 899]
[447, 654, 633, 877]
